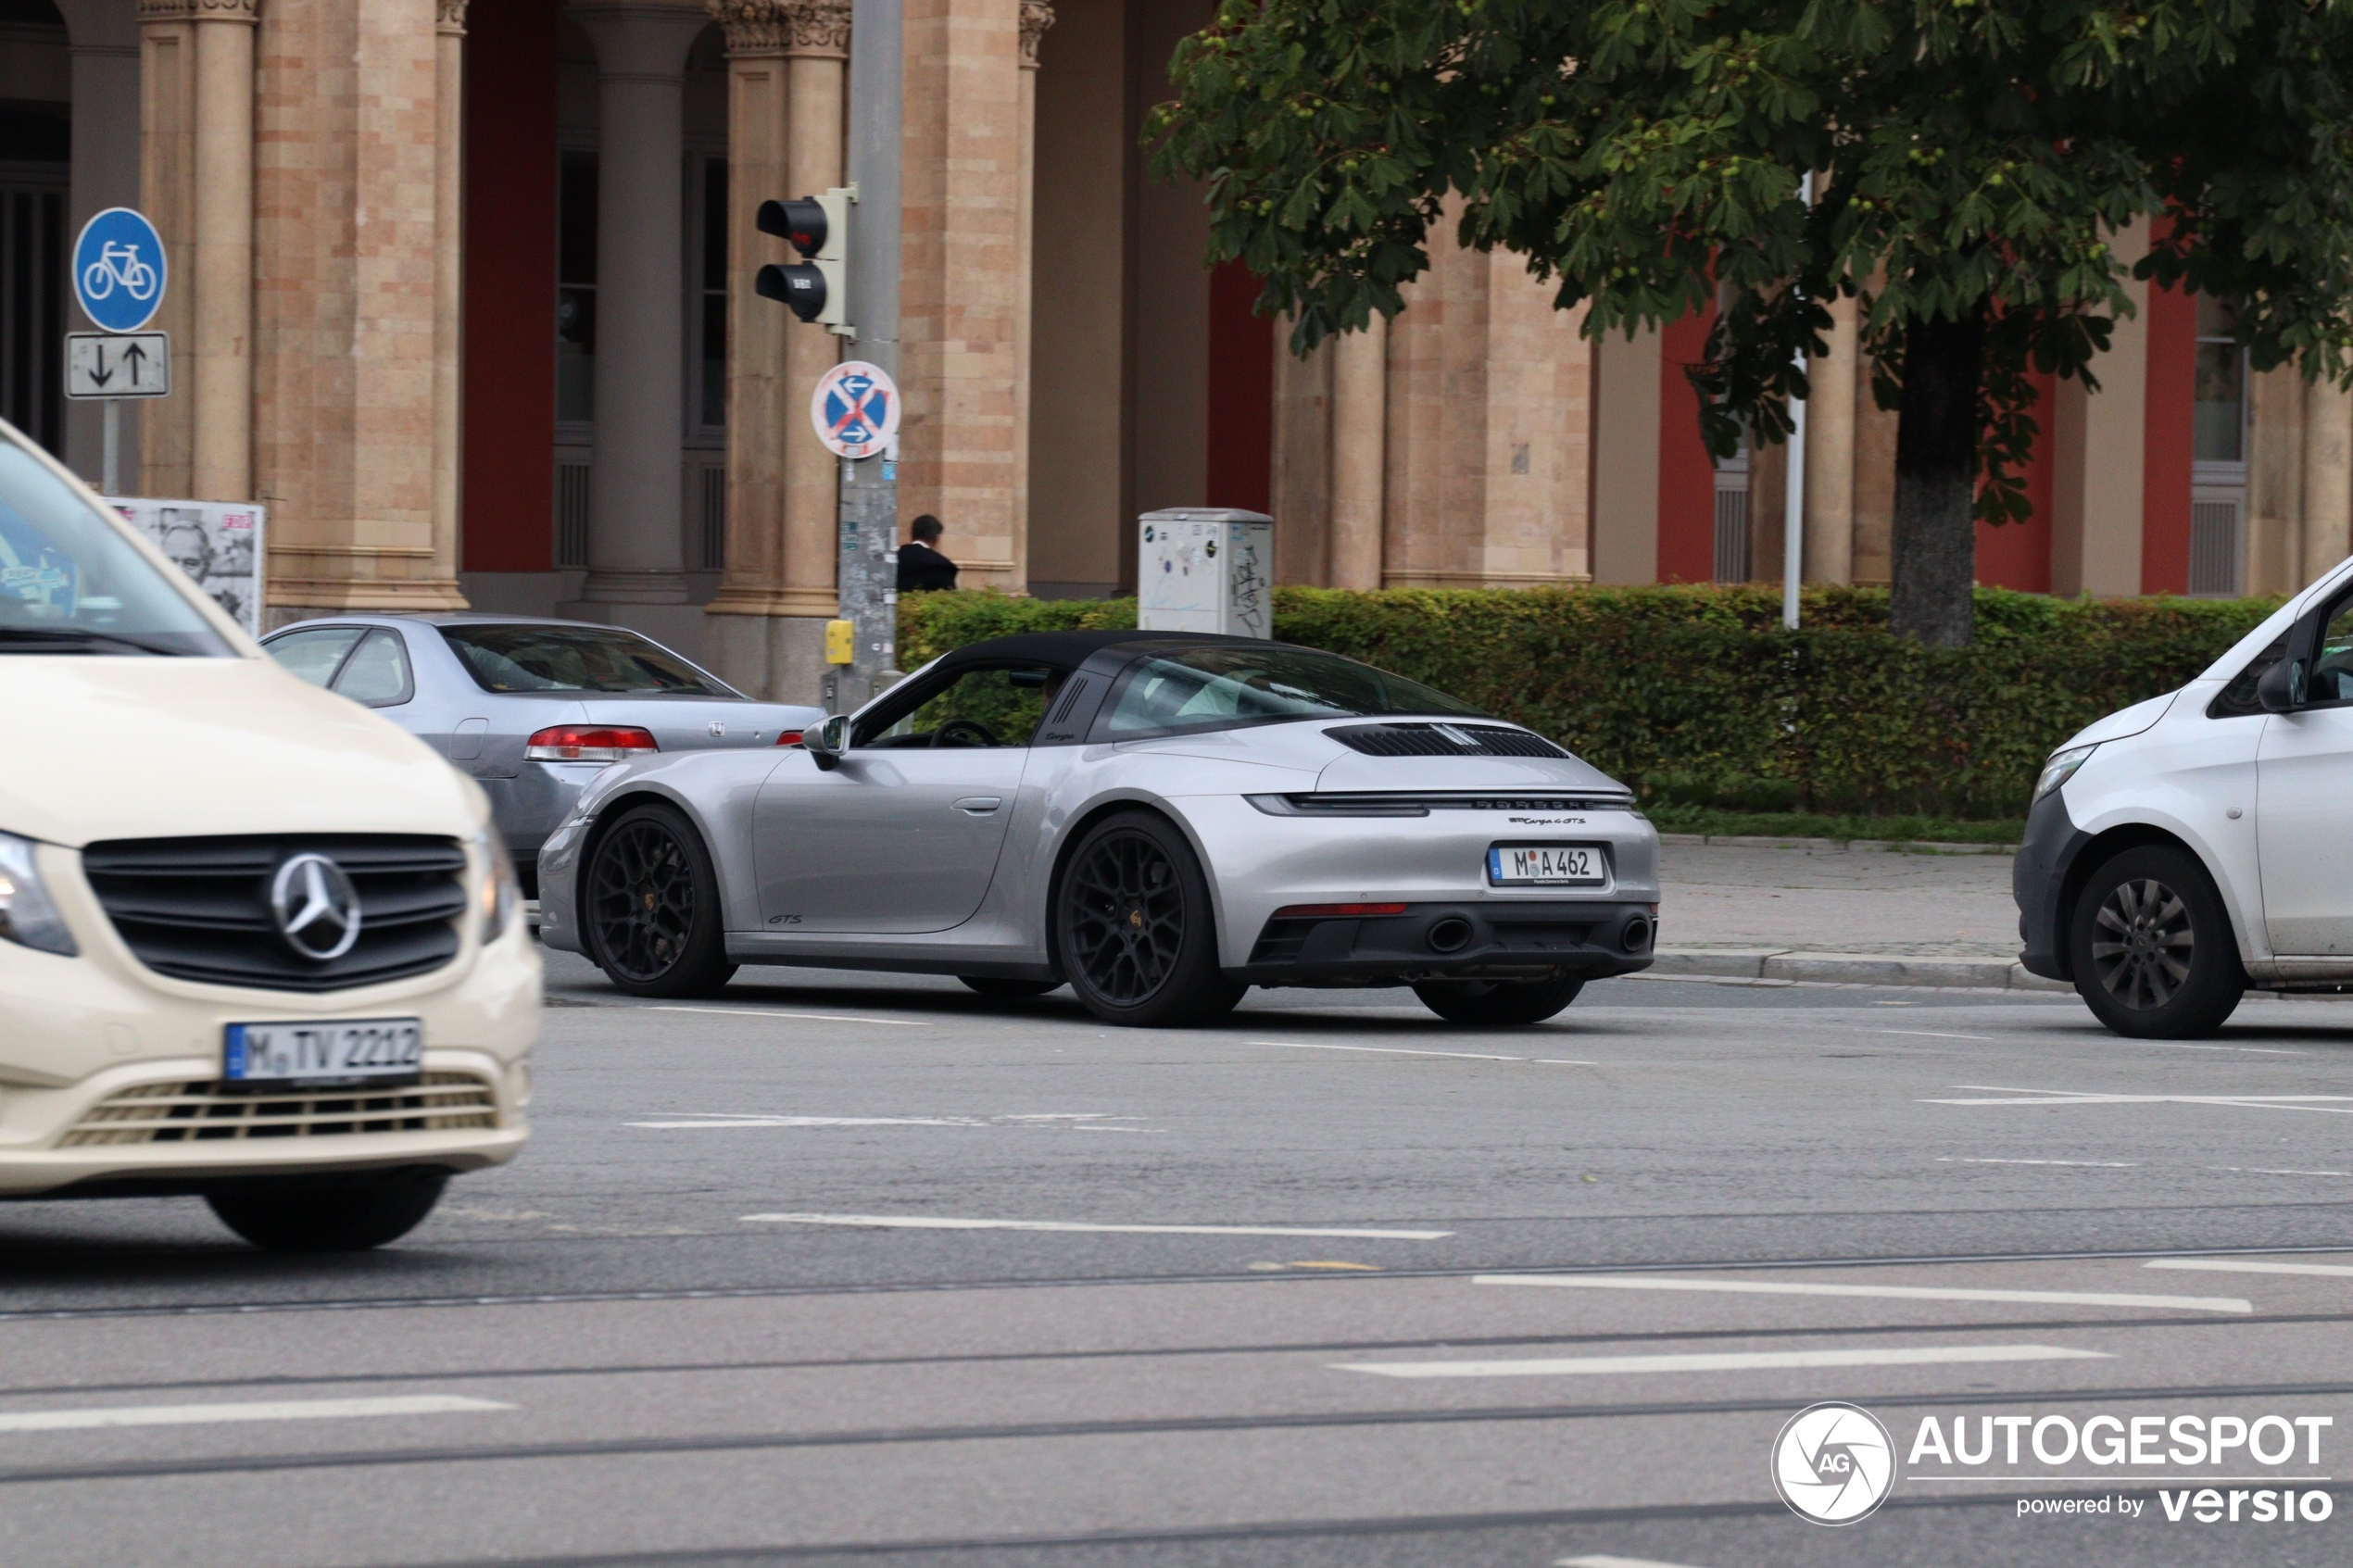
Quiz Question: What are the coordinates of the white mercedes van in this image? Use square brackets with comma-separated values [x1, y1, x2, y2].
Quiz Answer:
[2018, 558, 2353, 1037]
[1, 423, 537, 1248]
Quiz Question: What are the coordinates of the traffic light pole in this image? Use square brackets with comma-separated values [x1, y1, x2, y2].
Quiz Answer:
[831, 0, 903, 713]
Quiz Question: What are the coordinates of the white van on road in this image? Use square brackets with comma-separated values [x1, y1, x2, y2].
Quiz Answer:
[2019, 560, 2353, 1037]
[1, 423, 537, 1249]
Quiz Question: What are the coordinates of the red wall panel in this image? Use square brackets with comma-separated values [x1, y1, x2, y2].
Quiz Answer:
[1974, 368, 2055, 593]
[461, 0, 560, 573]
[2141, 278, 2197, 595]
[1203, 258, 1273, 515]
[1656, 308, 1718, 583]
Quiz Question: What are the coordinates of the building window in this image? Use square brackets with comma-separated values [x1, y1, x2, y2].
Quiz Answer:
[2190, 295, 2247, 597]
[1712, 426, 1752, 584]
[556, 149, 598, 425]
[698, 157, 726, 431]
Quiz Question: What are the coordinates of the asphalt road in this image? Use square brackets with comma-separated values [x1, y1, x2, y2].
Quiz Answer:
[5, 953, 2352, 1568]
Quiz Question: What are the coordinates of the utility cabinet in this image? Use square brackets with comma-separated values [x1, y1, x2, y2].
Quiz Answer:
[1136, 508, 1274, 639]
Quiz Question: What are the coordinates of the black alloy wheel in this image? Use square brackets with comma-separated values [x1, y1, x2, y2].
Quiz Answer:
[2069, 844, 2243, 1039]
[585, 803, 737, 997]
[1055, 811, 1242, 1027]
[1413, 972, 1586, 1026]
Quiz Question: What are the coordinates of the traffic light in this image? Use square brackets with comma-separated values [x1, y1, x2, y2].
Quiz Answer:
[755, 187, 851, 331]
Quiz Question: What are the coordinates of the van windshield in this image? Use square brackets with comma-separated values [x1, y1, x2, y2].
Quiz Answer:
[0, 440, 231, 656]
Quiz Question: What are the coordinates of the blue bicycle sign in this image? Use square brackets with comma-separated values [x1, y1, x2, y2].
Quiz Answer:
[72, 207, 167, 333]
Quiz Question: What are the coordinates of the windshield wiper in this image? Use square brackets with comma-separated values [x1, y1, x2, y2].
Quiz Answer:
[0, 626, 189, 656]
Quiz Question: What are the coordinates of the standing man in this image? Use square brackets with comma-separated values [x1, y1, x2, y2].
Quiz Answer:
[898, 515, 960, 593]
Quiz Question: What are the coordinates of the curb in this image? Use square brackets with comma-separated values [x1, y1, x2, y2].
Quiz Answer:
[1652, 947, 2071, 993]
[1655, 834, 2019, 856]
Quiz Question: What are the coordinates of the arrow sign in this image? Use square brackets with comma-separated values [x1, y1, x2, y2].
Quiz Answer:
[66, 332, 170, 400]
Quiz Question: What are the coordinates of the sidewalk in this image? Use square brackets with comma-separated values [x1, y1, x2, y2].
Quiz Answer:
[1652, 835, 2064, 991]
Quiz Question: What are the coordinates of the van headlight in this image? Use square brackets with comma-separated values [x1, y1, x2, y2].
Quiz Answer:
[0, 833, 77, 956]
[2033, 744, 2097, 805]
[472, 828, 521, 946]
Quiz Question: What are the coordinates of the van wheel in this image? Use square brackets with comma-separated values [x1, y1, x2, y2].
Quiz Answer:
[2070, 845, 2244, 1038]
[1414, 972, 1585, 1026]
[585, 803, 737, 997]
[1055, 811, 1242, 1027]
[207, 1169, 448, 1253]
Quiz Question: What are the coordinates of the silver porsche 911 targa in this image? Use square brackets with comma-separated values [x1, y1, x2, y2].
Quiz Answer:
[536, 631, 1660, 1026]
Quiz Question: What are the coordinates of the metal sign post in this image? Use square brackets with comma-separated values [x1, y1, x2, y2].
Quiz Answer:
[837, 0, 902, 713]
[67, 207, 170, 496]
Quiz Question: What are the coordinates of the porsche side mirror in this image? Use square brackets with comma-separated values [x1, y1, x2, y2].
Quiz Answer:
[804, 713, 850, 770]
[2259, 657, 2309, 714]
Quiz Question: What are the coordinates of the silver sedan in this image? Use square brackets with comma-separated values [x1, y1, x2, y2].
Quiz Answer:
[536, 631, 1659, 1027]
[262, 614, 824, 897]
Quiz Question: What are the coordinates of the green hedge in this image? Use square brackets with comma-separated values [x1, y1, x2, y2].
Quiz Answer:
[899, 585, 2282, 818]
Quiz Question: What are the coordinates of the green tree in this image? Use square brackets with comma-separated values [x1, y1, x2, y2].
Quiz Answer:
[1151, 0, 2353, 645]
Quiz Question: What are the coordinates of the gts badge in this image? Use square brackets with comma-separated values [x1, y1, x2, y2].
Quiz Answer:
[766, 914, 803, 925]
[1508, 816, 1586, 826]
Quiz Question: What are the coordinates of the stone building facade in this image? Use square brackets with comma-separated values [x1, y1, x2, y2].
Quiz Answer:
[2, 0, 2347, 707]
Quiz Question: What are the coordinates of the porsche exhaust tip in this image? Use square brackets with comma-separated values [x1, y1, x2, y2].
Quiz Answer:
[1426, 916, 1474, 954]
[1621, 915, 1652, 952]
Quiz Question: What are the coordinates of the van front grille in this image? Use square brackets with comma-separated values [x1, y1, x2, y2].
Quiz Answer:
[81, 834, 467, 992]
[60, 1073, 499, 1147]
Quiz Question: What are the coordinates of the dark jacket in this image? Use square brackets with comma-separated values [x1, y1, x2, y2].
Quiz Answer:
[898, 540, 959, 593]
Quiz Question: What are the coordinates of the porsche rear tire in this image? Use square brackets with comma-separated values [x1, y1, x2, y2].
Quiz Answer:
[585, 802, 737, 998]
[1055, 811, 1242, 1028]
[1413, 972, 1586, 1026]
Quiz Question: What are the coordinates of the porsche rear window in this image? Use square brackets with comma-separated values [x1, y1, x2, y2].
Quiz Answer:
[1100, 646, 1482, 737]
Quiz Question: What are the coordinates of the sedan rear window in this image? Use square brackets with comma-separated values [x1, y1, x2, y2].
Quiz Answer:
[440, 624, 731, 696]
[1100, 645, 1483, 738]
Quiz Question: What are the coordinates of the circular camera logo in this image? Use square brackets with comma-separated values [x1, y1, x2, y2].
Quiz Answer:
[1771, 1402, 1895, 1525]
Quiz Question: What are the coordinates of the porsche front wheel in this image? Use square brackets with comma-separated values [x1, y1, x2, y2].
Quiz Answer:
[1055, 812, 1242, 1028]
[585, 803, 737, 998]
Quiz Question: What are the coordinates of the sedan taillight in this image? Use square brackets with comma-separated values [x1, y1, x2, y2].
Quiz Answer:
[524, 724, 660, 761]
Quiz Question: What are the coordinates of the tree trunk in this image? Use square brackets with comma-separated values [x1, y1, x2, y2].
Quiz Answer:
[1888, 310, 1984, 646]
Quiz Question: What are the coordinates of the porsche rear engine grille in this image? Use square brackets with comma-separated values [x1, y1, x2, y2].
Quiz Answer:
[81, 834, 467, 992]
[1325, 722, 1570, 759]
[59, 1073, 499, 1147]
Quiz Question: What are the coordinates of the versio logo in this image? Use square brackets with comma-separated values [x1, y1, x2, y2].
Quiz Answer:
[1772, 1402, 1897, 1524]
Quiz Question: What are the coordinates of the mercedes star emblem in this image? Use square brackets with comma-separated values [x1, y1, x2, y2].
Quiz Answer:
[270, 852, 364, 961]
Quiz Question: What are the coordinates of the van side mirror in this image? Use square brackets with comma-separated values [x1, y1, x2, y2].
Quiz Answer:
[803, 713, 850, 770]
[2259, 657, 2309, 713]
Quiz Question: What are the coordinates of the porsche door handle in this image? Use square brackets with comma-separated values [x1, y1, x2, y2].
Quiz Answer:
[952, 797, 1003, 815]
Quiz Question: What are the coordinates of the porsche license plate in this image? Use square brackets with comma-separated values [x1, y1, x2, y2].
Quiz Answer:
[223, 1019, 423, 1086]
[1487, 846, 1605, 885]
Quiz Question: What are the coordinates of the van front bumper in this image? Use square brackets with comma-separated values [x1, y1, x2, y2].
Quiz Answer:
[2014, 789, 2090, 982]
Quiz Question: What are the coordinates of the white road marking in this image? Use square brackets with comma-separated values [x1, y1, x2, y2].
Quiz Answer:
[1559, 1556, 1721, 1568]
[1338, 1344, 2111, 1380]
[1474, 1273, 2251, 1313]
[1939, 1157, 2140, 1168]
[1250, 1040, 1529, 1062]
[0, 1395, 511, 1434]
[741, 1213, 1453, 1239]
[2211, 1166, 2351, 1177]
[628, 1113, 1143, 1131]
[2109, 1042, 2307, 1055]
[1925, 1085, 2353, 1114]
[2146, 1258, 2353, 1279]
[648, 1006, 935, 1026]
[1881, 1029, 1995, 1042]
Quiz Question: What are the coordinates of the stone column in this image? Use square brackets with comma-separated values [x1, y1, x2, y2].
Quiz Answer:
[702, 0, 848, 702]
[2301, 375, 2353, 586]
[135, 0, 198, 497]
[1803, 290, 1858, 583]
[1011, 0, 1049, 594]
[57, 0, 142, 489]
[566, 0, 711, 642]
[433, 0, 466, 596]
[191, 0, 255, 501]
[1327, 315, 1386, 589]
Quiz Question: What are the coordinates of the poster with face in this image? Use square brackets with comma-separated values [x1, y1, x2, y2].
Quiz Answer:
[107, 498, 266, 633]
